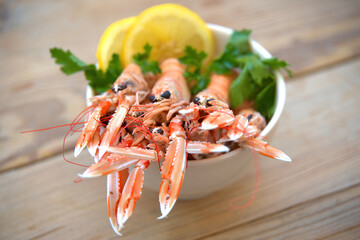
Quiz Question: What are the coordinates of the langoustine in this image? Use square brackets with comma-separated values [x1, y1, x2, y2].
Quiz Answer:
[73, 59, 291, 236]
[179, 73, 291, 162]
[84, 59, 229, 233]
[74, 63, 150, 159]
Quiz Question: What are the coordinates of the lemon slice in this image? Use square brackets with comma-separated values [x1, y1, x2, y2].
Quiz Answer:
[96, 17, 136, 70]
[122, 4, 214, 66]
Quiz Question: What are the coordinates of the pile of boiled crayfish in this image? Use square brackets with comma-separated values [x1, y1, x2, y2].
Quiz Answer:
[74, 58, 291, 235]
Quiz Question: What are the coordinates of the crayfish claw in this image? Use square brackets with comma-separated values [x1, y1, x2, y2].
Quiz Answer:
[226, 115, 249, 140]
[158, 179, 176, 219]
[98, 100, 131, 159]
[186, 142, 230, 154]
[200, 109, 235, 130]
[242, 138, 292, 162]
[107, 170, 129, 236]
[74, 100, 112, 157]
[79, 154, 139, 178]
[116, 161, 149, 229]
[158, 117, 187, 219]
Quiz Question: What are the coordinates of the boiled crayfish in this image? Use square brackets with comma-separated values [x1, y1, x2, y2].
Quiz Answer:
[73, 58, 291, 235]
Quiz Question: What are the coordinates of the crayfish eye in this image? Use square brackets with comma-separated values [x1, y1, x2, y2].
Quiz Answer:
[149, 94, 157, 102]
[118, 82, 128, 90]
[161, 90, 171, 99]
[193, 97, 200, 104]
[135, 111, 145, 117]
[247, 114, 253, 121]
[206, 98, 215, 106]
[156, 128, 164, 134]
[112, 82, 127, 93]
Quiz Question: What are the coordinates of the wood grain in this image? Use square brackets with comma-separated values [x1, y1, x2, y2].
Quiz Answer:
[202, 185, 360, 240]
[1, 0, 360, 171]
[1, 59, 359, 239]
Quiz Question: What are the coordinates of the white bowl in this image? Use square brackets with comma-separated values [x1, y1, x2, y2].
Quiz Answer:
[86, 23, 286, 200]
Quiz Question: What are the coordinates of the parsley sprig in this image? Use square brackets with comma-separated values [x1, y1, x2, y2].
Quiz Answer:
[133, 43, 161, 75]
[50, 44, 161, 93]
[51, 29, 292, 120]
[178, 29, 292, 119]
[179, 46, 209, 95]
[209, 29, 252, 74]
[50, 48, 123, 93]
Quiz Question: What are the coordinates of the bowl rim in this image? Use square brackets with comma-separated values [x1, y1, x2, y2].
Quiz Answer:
[86, 23, 286, 166]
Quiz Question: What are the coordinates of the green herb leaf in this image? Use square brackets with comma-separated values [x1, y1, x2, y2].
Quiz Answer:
[106, 53, 123, 78]
[237, 54, 274, 86]
[133, 43, 161, 74]
[209, 29, 252, 74]
[84, 64, 108, 93]
[50, 48, 88, 75]
[230, 66, 260, 109]
[227, 29, 252, 55]
[213, 29, 292, 119]
[262, 57, 293, 78]
[183, 71, 210, 95]
[84, 53, 123, 93]
[230, 53, 274, 111]
[50, 47, 123, 93]
[254, 81, 276, 119]
[179, 46, 210, 94]
[179, 46, 207, 69]
[209, 45, 238, 74]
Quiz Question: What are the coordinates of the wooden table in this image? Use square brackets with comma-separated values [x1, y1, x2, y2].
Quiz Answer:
[1, 0, 360, 239]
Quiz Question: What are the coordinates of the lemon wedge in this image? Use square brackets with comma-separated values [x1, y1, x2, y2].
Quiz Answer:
[96, 17, 136, 70]
[122, 4, 214, 66]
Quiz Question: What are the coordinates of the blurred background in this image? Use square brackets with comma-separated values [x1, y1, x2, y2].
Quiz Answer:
[1, 0, 359, 239]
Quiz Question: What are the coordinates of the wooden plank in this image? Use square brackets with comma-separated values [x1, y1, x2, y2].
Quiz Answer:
[201, 185, 360, 240]
[1, 0, 360, 171]
[1, 59, 359, 239]
[322, 224, 360, 240]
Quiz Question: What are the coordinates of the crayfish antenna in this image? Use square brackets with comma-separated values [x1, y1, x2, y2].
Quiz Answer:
[242, 138, 292, 162]
[116, 161, 149, 229]
[107, 170, 129, 236]
[200, 109, 235, 130]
